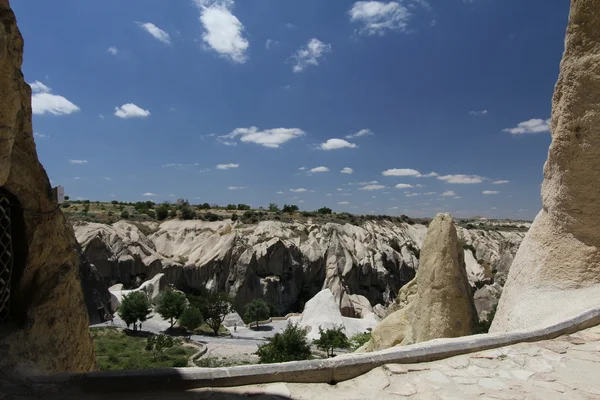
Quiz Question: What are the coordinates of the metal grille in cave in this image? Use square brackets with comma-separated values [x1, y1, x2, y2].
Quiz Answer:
[0, 194, 12, 323]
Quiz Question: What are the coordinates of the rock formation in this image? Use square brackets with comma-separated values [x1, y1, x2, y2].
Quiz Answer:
[0, 0, 95, 374]
[74, 218, 523, 319]
[364, 214, 476, 351]
[492, 0, 600, 332]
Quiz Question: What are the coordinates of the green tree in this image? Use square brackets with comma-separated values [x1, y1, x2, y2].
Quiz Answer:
[231, 213, 238, 221]
[317, 207, 332, 215]
[244, 299, 270, 329]
[282, 204, 299, 213]
[178, 307, 204, 333]
[349, 331, 372, 351]
[199, 203, 211, 210]
[256, 323, 311, 363]
[120, 209, 130, 219]
[118, 291, 152, 331]
[168, 208, 177, 218]
[268, 203, 280, 212]
[237, 204, 251, 210]
[201, 292, 232, 335]
[226, 204, 237, 210]
[155, 204, 169, 221]
[145, 334, 175, 361]
[156, 290, 188, 328]
[180, 205, 196, 220]
[146, 209, 156, 219]
[313, 325, 350, 357]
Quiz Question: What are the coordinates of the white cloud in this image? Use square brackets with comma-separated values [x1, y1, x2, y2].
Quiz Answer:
[194, 0, 249, 63]
[33, 132, 48, 139]
[163, 162, 202, 169]
[138, 22, 171, 44]
[69, 159, 88, 164]
[277, 191, 284, 195]
[492, 180, 510, 185]
[218, 126, 305, 148]
[228, 186, 248, 190]
[319, 138, 357, 150]
[441, 190, 456, 197]
[423, 192, 436, 196]
[359, 184, 386, 191]
[438, 174, 485, 184]
[341, 167, 354, 174]
[503, 118, 550, 134]
[107, 47, 118, 55]
[345, 128, 374, 139]
[349, 1, 412, 36]
[290, 188, 307, 193]
[420, 171, 438, 177]
[291, 38, 331, 73]
[30, 81, 80, 116]
[469, 109, 488, 116]
[395, 183, 413, 189]
[265, 39, 278, 49]
[338, 201, 350, 205]
[114, 103, 151, 118]
[382, 168, 420, 177]
[102, 177, 112, 181]
[216, 163, 239, 169]
[310, 166, 329, 173]
[405, 193, 420, 197]
[326, 193, 333, 196]
[482, 190, 499, 195]
[142, 192, 159, 197]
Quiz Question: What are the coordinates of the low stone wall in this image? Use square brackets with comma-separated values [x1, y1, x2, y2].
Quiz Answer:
[31, 307, 600, 393]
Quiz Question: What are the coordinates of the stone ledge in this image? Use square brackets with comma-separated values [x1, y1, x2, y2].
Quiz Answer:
[29, 307, 600, 393]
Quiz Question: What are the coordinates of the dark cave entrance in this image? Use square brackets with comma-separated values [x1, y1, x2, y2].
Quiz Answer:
[0, 188, 27, 325]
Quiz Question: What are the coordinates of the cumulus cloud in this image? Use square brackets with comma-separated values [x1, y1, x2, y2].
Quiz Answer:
[142, 192, 159, 197]
[341, 167, 354, 174]
[382, 168, 420, 177]
[469, 109, 488, 116]
[359, 184, 386, 191]
[441, 190, 456, 197]
[114, 103, 151, 118]
[482, 190, 499, 195]
[345, 128, 374, 139]
[503, 118, 550, 134]
[228, 186, 247, 190]
[291, 38, 331, 73]
[319, 138, 357, 150]
[492, 180, 509, 185]
[107, 47, 118, 55]
[310, 166, 329, 173]
[194, 0, 249, 63]
[438, 174, 485, 184]
[30, 81, 80, 116]
[218, 126, 305, 148]
[216, 163, 239, 170]
[138, 22, 171, 44]
[395, 183, 413, 189]
[290, 188, 308, 193]
[69, 159, 88, 164]
[265, 39, 278, 49]
[349, 1, 412, 36]
[338, 201, 350, 205]
[277, 191, 284, 195]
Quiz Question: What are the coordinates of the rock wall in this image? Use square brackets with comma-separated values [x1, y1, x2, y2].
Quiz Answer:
[492, 0, 600, 332]
[0, 0, 95, 374]
[74, 218, 523, 318]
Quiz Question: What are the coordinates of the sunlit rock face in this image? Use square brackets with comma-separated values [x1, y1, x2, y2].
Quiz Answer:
[0, 0, 95, 374]
[492, 0, 600, 333]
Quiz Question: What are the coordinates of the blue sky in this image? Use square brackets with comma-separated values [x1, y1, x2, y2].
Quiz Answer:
[13, 0, 570, 220]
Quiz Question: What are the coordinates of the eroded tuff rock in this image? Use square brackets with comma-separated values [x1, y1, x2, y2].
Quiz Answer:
[365, 214, 476, 351]
[74, 218, 523, 318]
[492, 0, 600, 332]
[0, 0, 95, 374]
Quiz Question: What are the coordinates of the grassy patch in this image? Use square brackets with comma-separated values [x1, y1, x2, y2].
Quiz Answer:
[91, 327, 196, 371]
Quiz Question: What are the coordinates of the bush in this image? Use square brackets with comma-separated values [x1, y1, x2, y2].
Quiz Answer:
[111, 200, 119, 205]
[145, 335, 175, 361]
[178, 307, 204, 332]
[204, 212, 219, 222]
[120, 210, 130, 219]
[313, 325, 350, 357]
[168, 208, 177, 218]
[61, 202, 71, 208]
[317, 207, 332, 215]
[146, 210, 156, 219]
[237, 204, 251, 211]
[198, 203, 211, 210]
[155, 205, 169, 221]
[156, 290, 188, 328]
[226, 204, 237, 210]
[282, 204, 299, 214]
[118, 292, 152, 331]
[462, 242, 477, 257]
[244, 299, 270, 329]
[180, 205, 196, 220]
[231, 213, 238, 221]
[256, 323, 311, 363]
[243, 210, 255, 219]
[349, 331, 372, 351]
[268, 203, 280, 212]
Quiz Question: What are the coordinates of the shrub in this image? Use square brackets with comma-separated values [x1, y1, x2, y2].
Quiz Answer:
[198, 203, 211, 210]
[244, 299, 270, 329]
[168, 208, 177, 218]
[231, 213, 238, 221]
[268, 203, 280, 212]
[180, 205, 196, 220]
[120, 210, 130, 219]
[145, 335, 175, 361]
[226, 204, 237, 210]
[178, 307, 204, 332]
[313, 325, 350, 357]
[243, 210, 255, 219]
[156, 290, 188, 328]
[155, 204, 169, 221]
[61, 202, 71, 208]
[111, 200, 119, 205]
[349, 331, 372, 351]
[282, 204, 299, 214]
[462, 242, 477, 257]
[146, 210, 156, 219]
[237, 204, 251, 211]
[317, 207, 332, 215]
[118, 291, 152, 331]
[256, 323, 311, 363]
[204, 212, 219, 222]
